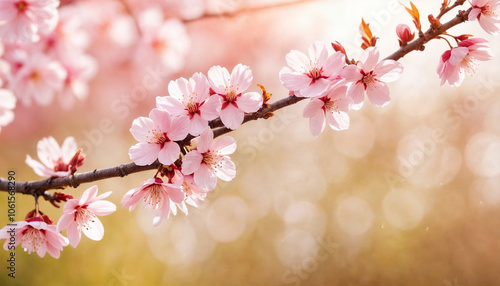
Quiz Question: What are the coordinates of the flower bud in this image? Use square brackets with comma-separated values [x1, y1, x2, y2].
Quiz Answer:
[396, 24, 415, 46]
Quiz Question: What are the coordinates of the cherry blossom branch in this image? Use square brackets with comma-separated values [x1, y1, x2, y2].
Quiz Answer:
[0, 6, 475, 198]
[386, 7, 471, 61]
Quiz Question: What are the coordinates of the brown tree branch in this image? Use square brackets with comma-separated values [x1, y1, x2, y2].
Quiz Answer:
[0, 6, 474, 198]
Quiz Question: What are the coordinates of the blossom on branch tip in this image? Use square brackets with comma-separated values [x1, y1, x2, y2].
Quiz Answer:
[0, 0, 60, 43]
[279, 41, 345, 98]
[0, 217, 68, 258]
[25, 136, 85, 178]
[157, 72, 221, 136]
[437, 38, 493, 86]
[341, 47, 403, 108]
[181, 128, 236, 191]
[469, 0, 500, 34]
[56, 185, 116, 247]
[129, 108, 189, 166]
[303, 83, 352, 137]
[122, 177, 185, 226]
[208, 64, 263, 130]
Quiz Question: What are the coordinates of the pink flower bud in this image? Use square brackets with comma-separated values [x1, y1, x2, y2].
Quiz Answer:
[396, 24, 415, 46]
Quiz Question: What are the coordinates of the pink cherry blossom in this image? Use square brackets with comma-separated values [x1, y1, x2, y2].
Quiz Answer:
[122, 177, 185, 226]
[303, 83, 352, 137]
[0, 89, 16, 132]
[469, 0, 500, 34]
[0, 0, 60, 43]
[11, 53, 67, 106]
[25, 136, 85, 178]
[279, 41, 345, 98]
[157, 72, 221, 136]
[57, 185, 116, 247]
[341, 47, 403, 108]
[181, 128, 237, 191]
[0, 217, 68, 258]
[437, 38, 493, 86]
[208, 64, 263, 130]
[129, 108, 189, 166]
[57, 52, 97, 110]
[136, 9, 190, 73]
[171, 170, 207, 212]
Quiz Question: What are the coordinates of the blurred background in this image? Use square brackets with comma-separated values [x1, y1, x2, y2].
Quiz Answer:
[1, 0, 500, 285]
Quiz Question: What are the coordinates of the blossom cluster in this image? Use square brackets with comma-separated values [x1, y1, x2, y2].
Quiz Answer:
[280, 41, 404, 136]
[0, 186, 115, 258]
[125, 64, 262, 225]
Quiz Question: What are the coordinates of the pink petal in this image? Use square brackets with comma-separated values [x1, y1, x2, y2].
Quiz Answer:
[309, 41, 329, 67]
[37, 136, 60, 168]
[25, 155, 52, 177]
[149, 108, 171, 132]
[230, 63, 253, 92]
[194, 164, 217, 191]
[93, 191, 113, 202]
[340, 65, 362, 82]
[300, 78, 331, 98]
[157, 141, 181, 165]
[166, 185, 185, 204]
[285, 49, 310, 72]
[359, 47, 379, 71]
[130, 116, 155, 142]
[303, 99, 324, 118]
[327, 110, 350, 131]
[129, 142, 161, 166]
[323, 51, 345, 76]
[279, 70, 312, 92]
[374, 60, 404, 82]
[208, 65, 230, 94]
[181, 150, 203, 175]
[199, 95, 221, 120]
[220, 104, 244, 130]
[167, 115, 189, 141]
[197, 128, 213, 153]
[308, 111, 326, 137]
[212, 136, 237, 155]
[237, 91, 262, 113]
[156, 96, 186, 116]
[79, 185, 98, 205]
[82, 217, 104, 241]
[188, 114, 208, 136]
[121, 188, 142, 210]
[192, 72, 210, 101]
[468, 8, 481, 21]
[366, 82, 391, 107]
[346, 83, 365, 107]
[67, 223, 81, 248]
[449, 47, 468, 66]
[88, 201, 116, 216]
[60, 137, 78, 162]
[214, 158, 236, 181]
[167, 77, 189, 102]
[56, 213, 74, 232]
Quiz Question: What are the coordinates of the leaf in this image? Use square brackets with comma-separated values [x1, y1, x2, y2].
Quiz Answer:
[399, 1, 421, 30]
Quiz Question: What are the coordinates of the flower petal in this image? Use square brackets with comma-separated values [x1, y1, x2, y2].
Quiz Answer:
[129, 142, 161, 166]
[220, 104, 244, 130]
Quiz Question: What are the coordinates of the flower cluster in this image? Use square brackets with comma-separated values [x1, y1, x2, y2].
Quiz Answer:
[280, 41, 404, 136]
[0, 186, 115, 258]
[125, 64, 260, 225]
